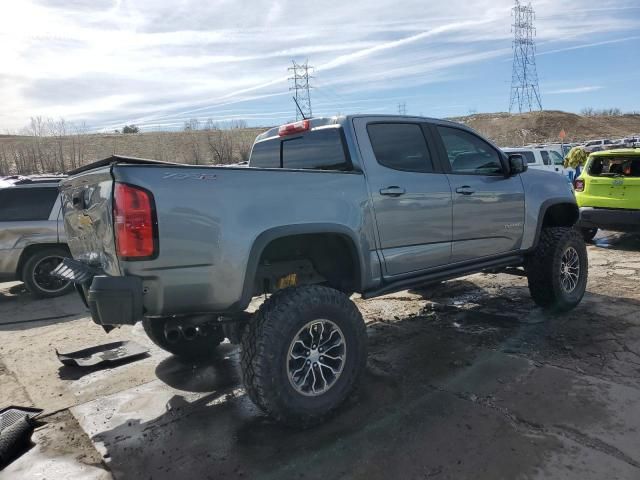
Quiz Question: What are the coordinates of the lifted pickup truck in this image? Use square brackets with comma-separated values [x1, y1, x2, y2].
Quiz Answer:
[56, 115, 587, 426]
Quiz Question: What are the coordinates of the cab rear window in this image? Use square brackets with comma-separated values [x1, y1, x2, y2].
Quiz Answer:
[588, 157, 640, 177]
[249, 128, 351, 171]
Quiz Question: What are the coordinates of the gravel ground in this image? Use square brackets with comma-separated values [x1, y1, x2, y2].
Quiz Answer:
[1, 231, 639, 479]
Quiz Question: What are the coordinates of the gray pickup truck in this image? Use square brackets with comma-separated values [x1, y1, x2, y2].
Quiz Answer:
[56, 115, 587, 426]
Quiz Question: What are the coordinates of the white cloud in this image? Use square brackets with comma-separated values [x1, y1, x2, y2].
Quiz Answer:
[546, 86, 604, 95]
[0, 0, 638, 130]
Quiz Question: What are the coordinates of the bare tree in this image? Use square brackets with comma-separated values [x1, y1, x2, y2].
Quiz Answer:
[207, 128, 234, 164]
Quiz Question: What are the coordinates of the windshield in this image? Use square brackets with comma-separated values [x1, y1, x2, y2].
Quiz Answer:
[588, 156, 640, 177]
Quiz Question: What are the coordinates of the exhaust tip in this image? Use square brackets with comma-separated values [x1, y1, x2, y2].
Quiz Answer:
[165, 328, 182, 343]
[182, 326, 199, 341]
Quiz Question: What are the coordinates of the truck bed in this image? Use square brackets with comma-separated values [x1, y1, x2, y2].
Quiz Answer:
[60, 159, 377, 316]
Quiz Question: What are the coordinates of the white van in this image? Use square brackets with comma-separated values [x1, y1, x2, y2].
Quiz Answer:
[502, 147, 565, 174]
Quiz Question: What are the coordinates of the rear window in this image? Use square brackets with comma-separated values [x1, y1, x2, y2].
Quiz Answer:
[250, 139, 280, 168]
[249, 128, 350, 171]
[588, 157, 640, 177]
[506, 151, 535, 164]
[0, 187, 58, 221]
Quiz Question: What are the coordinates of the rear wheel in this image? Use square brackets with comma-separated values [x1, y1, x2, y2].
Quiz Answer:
[580, 227, 598, 242]
[240, 285, 367, 427]
[526, 227, 588, 312]
[142, 317, 225, 359]
[21, 247, 74, 298]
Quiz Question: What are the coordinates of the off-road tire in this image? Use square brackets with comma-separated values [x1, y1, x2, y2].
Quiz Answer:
[526, 227, 588, 312]
[142, 318, 225, 359]
[240, 286, 367, 427]
[21, 247, 74, 298]
[580, 227, 598, 242]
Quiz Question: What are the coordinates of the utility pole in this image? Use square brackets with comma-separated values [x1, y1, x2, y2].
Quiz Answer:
[288, 60, 313, 120]
[398, 102, 407, 115]
[509, 0, 542, 113]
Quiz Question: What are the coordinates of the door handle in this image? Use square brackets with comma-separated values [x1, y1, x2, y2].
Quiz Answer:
[455, 186, 475, 195]
[379, 186, 406, 197]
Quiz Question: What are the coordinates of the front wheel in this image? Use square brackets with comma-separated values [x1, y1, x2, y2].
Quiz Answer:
[240, 286, 367, 427]
[526, 227, 588, 312]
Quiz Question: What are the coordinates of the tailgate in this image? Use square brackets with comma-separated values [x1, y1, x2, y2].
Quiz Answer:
[59, 166, 120, 275]
[583, 155, 640, 210]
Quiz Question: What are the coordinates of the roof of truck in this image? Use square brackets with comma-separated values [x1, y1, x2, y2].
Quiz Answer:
[254, 114, 471, 143]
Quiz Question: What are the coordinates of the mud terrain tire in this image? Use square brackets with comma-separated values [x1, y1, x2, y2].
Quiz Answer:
[240, 286, 367, 428]
[527, 227, 588, 312]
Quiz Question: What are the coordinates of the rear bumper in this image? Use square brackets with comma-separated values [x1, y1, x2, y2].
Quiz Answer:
[86, 276, 144, 326]
[53, 258, 143, 326]
[577, 207, 640, 232]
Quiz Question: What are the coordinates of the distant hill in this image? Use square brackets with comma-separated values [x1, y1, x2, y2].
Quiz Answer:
[2, 111, 640, 175]
[449, 110, 640, 147]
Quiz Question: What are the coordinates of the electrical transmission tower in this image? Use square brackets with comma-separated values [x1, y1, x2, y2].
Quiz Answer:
[398, 102, 407, 115]
[288, 60, 313, 120]
[509, 0, 542, 113]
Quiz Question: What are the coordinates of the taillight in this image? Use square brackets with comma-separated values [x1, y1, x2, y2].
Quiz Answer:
[114, 183, 157, 259]
[278, 119, 310, 136]
[574, 179, 585, 192]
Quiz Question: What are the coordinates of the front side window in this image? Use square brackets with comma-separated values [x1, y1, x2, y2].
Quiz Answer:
[549, 151, 564, 166]
[0, 187, 58, 222]
[437, 126, 503, 175]
[367, 123, 434, 173]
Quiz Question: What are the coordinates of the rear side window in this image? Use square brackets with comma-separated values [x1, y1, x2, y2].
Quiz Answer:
[249, 128, 350, 171]
[282, 129, 349, 170]
[507, 150, 536, 164]
[437, 126, 503, 175]
[0, 187, 58, 221]
[367, 123, 434, 172]
[588, 157, 640, 177]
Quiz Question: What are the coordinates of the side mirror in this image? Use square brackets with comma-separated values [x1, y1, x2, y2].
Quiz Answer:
[508, 154, 528, 175]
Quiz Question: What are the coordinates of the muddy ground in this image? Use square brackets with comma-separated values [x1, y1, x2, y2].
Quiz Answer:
[1, 232, 639, 479]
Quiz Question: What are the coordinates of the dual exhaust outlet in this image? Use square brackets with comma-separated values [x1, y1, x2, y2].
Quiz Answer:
[165, 325, 202, 343]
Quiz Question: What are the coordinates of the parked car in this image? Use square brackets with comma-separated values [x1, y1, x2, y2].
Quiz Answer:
[0, 175, 73, 297]
[583, 139, 615, 153]
[56, 115, 586, 426]
[502, 147, 565, 175]
[574, 148, 640, 240]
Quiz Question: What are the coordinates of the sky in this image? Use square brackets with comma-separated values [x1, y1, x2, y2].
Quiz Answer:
[1, 0, 639, 132]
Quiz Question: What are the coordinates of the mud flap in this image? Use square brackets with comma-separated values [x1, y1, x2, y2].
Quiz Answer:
[56, 341, 149, 368]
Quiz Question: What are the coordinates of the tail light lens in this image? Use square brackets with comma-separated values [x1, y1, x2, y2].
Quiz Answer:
[574, 179, 585, 192]
[114, 183, 157, 259]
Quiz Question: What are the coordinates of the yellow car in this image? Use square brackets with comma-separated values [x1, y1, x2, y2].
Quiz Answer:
[574, 148, 640, 240]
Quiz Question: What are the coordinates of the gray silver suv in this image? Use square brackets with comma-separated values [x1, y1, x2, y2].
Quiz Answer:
[0, 175, 73, 298]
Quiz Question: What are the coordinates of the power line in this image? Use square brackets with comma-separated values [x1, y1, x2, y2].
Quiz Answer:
[398, 102, 407, 115]
[509, 0, 542, 113]
[288, 60, 314, 120]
